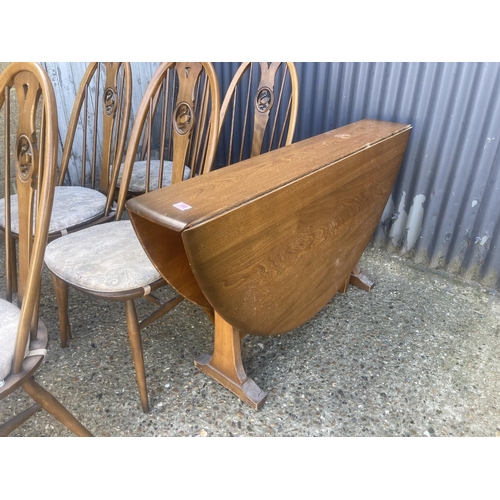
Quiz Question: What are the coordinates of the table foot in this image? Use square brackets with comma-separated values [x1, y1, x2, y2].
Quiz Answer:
[349, 262, 374, 291]
[194, 312, 267, 410]
[339, 262, 374, 293]
[195, 353, 267, 410]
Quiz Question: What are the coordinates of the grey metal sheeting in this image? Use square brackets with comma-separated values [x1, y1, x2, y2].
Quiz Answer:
[285, 62, 500, 290]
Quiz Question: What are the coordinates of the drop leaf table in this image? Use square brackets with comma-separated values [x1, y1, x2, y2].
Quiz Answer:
[126, 119, 412, 409]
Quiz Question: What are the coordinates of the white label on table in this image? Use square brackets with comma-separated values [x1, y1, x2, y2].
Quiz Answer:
[173, 202, 192, 211]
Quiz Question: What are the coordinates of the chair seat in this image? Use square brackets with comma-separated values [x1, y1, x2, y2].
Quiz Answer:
[44, 220, 162, 293]
[117, 160, 191, 193]
[0, 186, 107, 236]
[0, 300, 24, 383]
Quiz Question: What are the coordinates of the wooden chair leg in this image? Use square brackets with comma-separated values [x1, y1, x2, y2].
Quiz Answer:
[124, 299, 150, 413]
[0, 403, 41, 437]
[50, 272, 72, 347]
[22, 378, 92, 436]
[195, 312, 267, 410]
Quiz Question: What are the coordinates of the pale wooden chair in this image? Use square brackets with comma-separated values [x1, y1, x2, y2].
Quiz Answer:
[0, 62, 132, 300]
[44, 62, 220, 413]
[0, 62, 92, 436]
[217, 62, 299, 167]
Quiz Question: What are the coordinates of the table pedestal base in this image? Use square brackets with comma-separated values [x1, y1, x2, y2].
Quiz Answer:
[349, 262, 374, 291]
[194, 312, 267, 410]
[339, 263, 374, 293]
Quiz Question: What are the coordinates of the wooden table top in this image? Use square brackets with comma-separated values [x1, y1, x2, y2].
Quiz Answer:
[127, 119, 412, 334]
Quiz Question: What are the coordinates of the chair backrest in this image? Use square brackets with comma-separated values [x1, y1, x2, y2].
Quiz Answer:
[57, 62, 132, 215]
[116, 62, 220, 217]
[217, 62, 299, 167]
[0, 62, 58, 373]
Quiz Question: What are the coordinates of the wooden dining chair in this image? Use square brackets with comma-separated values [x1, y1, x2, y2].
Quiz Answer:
[217, 62, 299, 167]
[44, 62, 220, 413]
[115, 69, 193, 197]
[54, 62, 132, 230]
[0, 62, 92, 436]
[0, 62, 132, 300]
[217, 63, 373, 292]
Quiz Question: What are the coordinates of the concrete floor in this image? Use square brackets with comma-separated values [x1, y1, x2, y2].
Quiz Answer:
[1, 244, 499, 437]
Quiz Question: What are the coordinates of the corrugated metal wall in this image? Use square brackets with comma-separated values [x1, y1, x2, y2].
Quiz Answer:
[42, 62, 161, 180]
[285, 62, 500, 290]
[43, 62, 500, 290]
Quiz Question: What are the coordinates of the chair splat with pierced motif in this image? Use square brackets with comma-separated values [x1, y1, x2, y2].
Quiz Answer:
[217, 62, 299, 168]
[0, 62, 92, 436]
[44, 62, 220, 413]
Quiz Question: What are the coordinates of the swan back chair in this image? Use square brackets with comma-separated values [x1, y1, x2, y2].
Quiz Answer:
[218, 62, 373, 292]
[0, 63, 132, 299]
[217, 62, 299, 167]
[54, 61, 132, 234]
[0, 62, 92, 436]
[44, 62, 220, 413]
[116, 62, 214, 197]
